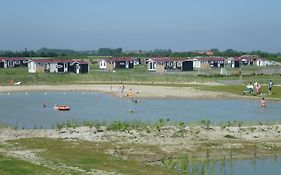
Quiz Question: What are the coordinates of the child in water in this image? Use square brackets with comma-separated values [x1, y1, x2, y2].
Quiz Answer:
[260, 98, 267, 107]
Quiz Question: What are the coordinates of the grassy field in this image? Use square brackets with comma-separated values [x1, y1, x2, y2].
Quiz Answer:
[0, 154, 60, 175]
[1, 65, 281, 85]
[2, 120, 281, 174]
[1, 65, 280, 99]
[2, 138, 179, 175]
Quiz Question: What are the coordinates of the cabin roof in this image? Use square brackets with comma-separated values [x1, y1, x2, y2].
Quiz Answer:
[30, 59, 88, 64]
[105, 57, 136, 62]
[148, 58, 173, 62]
[0, 57, 29, 61]
[197, 57, 225, 61]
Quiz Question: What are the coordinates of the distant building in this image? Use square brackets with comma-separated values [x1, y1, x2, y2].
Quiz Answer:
[28, 59, 89, 73]
[99, 57, 140, 70]
[173, 59, 193, 71]
[228, 57, 241, 68]
[147, 58, 174, 72]
[228, 55, 269, 68]
[190, 57, 225, 69]
[0, 57, 29, 68]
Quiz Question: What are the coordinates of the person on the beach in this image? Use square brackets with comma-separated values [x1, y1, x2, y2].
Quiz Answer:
[254, 82, 261, 94]
[268, 80, 273, 95]
[120, 82, 125, 97]
[244, 82, 254, 94]
[260, 97, 267, 107]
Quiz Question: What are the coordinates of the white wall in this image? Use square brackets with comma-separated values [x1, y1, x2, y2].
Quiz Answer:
[99, 60, 107, 69]
[256, 60, 266, 66]
[28, 62, 36, 73]
[147, 60, 156, 71]
[50, 63, 58, 72]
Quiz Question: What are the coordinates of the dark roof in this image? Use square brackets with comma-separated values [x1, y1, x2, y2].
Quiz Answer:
[106, 57, 136, 62]
[149, 58, 173, 62]
[31, 59, 74, 63]
[173, 59, 190, 62]
[232, 57, 241, 61]
[239, 55, 262, 61]
[31, 59, 88, 64]
[197, 57, 225, 61]
[0, 57, 29, 61]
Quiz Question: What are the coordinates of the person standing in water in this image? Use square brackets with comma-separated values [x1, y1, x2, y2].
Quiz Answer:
[260, 97, 267, 107]
[268, 80, 273, 95]
[120, 81, 125, 97]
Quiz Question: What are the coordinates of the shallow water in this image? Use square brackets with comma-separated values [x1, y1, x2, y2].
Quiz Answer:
[173, 156, 281, 175]
[0, 92, 280, 129]
[1, 92, 281, 174]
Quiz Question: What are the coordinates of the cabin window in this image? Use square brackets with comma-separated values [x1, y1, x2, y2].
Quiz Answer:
[15, 60, 21, 65]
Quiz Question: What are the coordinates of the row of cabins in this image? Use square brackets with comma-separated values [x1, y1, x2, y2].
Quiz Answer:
[0, 57, 89, 73]
[99, 57, 194, 72]
[0, 55, 271, 73]
[227, 55, 270, 68]
[98, 55, 270, 72]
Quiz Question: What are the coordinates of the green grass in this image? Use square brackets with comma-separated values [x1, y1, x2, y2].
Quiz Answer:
[8, 138, 180, 175]
[0, 154, 60, 175]
[1, 65, 281, 86]
[197, 84, 281, 99]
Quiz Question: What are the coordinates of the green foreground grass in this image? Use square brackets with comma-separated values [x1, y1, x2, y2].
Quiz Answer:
[2, 120, 281, 175]
[2, 119, 281, 174]
[2, 138, 178, 175]
[0, 154, 60, 175]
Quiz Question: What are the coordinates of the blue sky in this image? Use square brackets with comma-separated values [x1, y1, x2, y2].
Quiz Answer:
[0, 0, 280, 52]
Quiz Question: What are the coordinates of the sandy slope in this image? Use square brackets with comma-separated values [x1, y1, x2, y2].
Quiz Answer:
[0, 84, 239, 99]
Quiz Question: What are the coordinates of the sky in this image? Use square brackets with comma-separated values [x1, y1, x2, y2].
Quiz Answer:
[0, 0, 281, 52]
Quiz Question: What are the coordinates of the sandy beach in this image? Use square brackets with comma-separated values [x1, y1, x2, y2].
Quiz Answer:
[1, 124, 281, 162]
[0, 84, 240, 99]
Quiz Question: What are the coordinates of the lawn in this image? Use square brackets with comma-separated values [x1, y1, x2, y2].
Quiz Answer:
[0, 154, 60, 175]
[4, 138, 180, 175]
[1, 65, 280, 86]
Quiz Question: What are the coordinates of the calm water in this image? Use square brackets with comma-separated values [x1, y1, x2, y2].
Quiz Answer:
[174, 156, 281, 175]
[1, 91, 281, 174]
[0, 92, 280, 129]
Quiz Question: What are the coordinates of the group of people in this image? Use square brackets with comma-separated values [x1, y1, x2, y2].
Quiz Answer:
[244, 81, 262, 94]
[243, 80, 274, 107]
[244, 80, 273, 96]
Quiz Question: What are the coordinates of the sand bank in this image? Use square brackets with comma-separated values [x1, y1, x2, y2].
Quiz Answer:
[1, 124, 281, 158]
[0, 84, 239, 99]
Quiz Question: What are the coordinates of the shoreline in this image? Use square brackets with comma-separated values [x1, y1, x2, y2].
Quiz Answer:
[1, 84, 280, 173]
[0, 84, 242, 99]
[1, 123, 281, 161]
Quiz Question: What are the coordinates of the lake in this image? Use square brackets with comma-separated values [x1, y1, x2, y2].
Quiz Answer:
[1, 91, 281, 174]
[0, 91, 280, 129]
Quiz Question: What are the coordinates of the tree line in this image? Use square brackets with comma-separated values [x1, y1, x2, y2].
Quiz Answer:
[0, 47, 280, 62]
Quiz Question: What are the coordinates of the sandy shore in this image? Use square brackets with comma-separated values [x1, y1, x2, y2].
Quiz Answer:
[0, 84, 240, 99]
[2, 124, 281, 174]
[1, 124, 281, 158]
